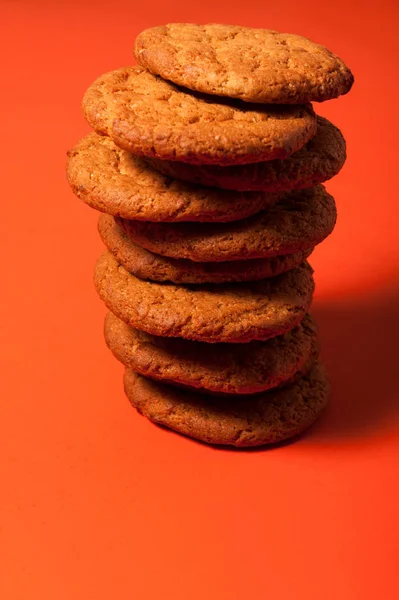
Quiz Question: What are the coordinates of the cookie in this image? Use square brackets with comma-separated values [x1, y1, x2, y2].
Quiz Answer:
[123, 360, 330, 447]
[105, 311, 318, 394]
[146, 116, 346, 192]
[82, 67, 317, 165]
[117, 184, 336, 262]
[67, 133, 281, 222]
[94, 253, 314, 343]
[98, 214, 313, 284]
[135, 24, 354, 104]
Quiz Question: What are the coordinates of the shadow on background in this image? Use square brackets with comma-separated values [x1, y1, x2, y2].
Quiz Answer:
[152, 280, 399, 451]
[311, 280, 399, 441]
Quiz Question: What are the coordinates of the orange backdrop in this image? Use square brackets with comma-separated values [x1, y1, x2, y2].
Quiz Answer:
[1, 1, 399, 598]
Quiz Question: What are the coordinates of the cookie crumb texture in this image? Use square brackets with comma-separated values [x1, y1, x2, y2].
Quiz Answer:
[94, 253, 315, 343]
[105, 312, 319, 394]
[67, 134, 282, 222]
[123, 360, 330, 447]
[82, 67, 317, 165]
[135, 24, 354, 104]
[98, 214, 313, 284]
[146, 116, 346, 191]
[117, 185, 336, 262]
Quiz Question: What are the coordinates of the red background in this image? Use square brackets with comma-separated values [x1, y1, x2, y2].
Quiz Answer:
[1, 1, 399, 598]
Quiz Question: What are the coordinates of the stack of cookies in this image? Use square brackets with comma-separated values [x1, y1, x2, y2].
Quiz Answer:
[67, 24, 353, 447]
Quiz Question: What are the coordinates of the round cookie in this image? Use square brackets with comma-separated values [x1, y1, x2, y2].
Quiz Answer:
[146, 117, 346, 192]
[94, 252, 315, 343]
[98, 214, 313, 284]
[67, 133, 281, 222]
[105, 311, 318, 394]
[117, 184, 336, 262]
[135, 24, 354, 104]
[123, 360, 330, 447]
[82, 67, 317, 166]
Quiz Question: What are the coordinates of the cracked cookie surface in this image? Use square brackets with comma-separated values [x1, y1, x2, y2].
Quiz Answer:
[94, 253, 314, 343]
[67, 133, 281, 221]
[82, 67, 317, 165]
[98, 214, 313, 283]
[105, 311, 318, 394]
[146, 116, 346, 191]
[123, 359, 330, 446]
[135, 24, 354, 104]
[118, 185, 336, 262]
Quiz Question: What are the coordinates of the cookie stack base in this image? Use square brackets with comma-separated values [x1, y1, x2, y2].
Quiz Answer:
[123, 361, 330, 448]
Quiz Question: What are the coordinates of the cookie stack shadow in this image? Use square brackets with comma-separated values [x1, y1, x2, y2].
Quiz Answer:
[67, 24, 353, 448]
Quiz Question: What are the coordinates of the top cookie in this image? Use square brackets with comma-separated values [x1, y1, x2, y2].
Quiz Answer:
[134, 24, 354, 104]
[82, 67, 316, 165]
